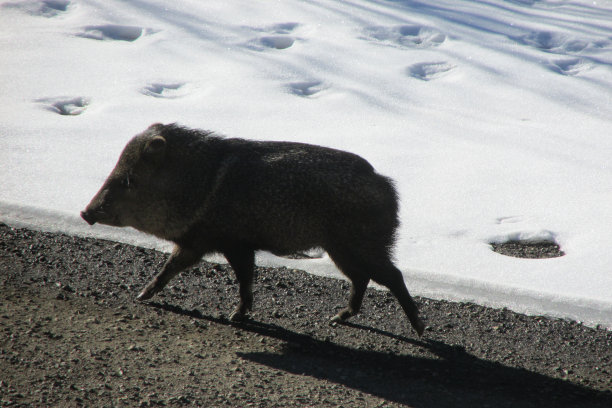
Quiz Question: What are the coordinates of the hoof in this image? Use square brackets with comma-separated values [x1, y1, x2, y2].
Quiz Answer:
[330, 315, 342, 324]
[332, 308, 354, 322]
[330, 309, 352, 324]
[136, 289, 154, 302]
[229, 310, 246, 322]
[413, 318, 425, 338]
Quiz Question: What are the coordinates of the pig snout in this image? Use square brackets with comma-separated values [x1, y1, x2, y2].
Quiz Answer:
[80, 209, 98, 225]
[81, 186, 114, 226]
[80, 206, 119, 227]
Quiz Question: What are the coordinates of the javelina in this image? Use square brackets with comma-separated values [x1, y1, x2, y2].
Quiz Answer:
[81, 123, 425, 336]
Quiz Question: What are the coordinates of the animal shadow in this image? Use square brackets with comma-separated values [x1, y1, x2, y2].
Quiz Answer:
[149, 302, 611, 408]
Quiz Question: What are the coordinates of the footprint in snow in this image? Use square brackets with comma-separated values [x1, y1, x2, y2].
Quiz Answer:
[260, 36, 295, 50]
[246, 22, 300, 51]
[362, 25, 446, 48]
[407, 62, 456, 80]
[287, 81, 327, 98]
[515, 31, 590, 54]
[36, 96, 90, 116]
[548, 58, 592, 76]
[76, 25, 154, 42]
[140, 82, 189, 99]
[2, 0, 71, 17]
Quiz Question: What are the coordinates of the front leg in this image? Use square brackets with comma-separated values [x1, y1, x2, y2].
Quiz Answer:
[223, 247, 255, 322]
[137, 245, 202, 301]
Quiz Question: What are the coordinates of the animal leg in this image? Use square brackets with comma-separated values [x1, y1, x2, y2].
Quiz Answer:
[137, 245, 202, 301]
[224, 247, 256, 322]
[331, 276, 370, 322]
[372, 262, 425, 337]
[328, 248, 371, 322]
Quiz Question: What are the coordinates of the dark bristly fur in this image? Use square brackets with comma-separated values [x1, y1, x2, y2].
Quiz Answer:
[81, 123, 424, 336]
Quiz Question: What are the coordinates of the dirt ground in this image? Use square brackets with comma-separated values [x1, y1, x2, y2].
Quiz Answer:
[1, 223, 610, 407]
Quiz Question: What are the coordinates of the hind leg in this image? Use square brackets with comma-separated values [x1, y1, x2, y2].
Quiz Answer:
[327, 249, 371, 322]
[373, 262, 425, 337]
[223, 247, 256, 322]
[329, 246, 424, 336]
[331, 276, 370, 322]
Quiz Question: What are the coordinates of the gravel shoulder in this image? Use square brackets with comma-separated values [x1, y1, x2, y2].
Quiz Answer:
[1, 223, 611, 407]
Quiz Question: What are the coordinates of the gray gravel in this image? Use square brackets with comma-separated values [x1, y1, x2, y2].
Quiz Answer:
[1, 223, 611, 407]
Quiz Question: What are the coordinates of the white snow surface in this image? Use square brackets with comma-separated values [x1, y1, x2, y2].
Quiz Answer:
[2, 0, 612, 328]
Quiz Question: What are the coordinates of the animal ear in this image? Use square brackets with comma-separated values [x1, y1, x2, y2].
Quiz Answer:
[143, 135, 166, 163]
[148, 123, 164, 131]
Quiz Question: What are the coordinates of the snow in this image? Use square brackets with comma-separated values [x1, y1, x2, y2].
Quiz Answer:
[1, 0, 612, 329]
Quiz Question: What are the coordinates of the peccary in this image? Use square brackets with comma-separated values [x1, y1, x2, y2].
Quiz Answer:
[81, 123, 425, 336]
